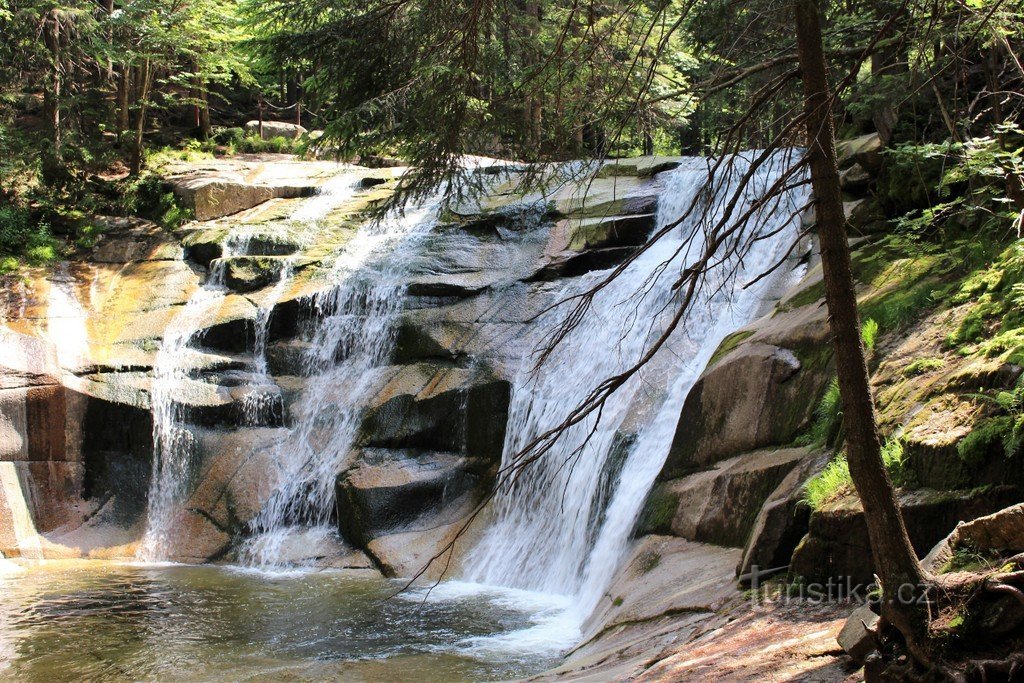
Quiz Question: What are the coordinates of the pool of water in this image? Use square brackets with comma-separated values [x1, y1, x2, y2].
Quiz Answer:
[0, 563, 574, 682]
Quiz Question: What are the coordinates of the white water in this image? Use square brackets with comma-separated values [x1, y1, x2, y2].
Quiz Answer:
[239, 195, 442, 568]
[138, 176, 360, 561]
[463, 151, 808, 631]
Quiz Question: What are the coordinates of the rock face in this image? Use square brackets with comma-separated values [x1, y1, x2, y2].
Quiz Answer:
[790, 486, 1022, 585]
[639, 447, 813, 548]
[658, 269, 833, 481]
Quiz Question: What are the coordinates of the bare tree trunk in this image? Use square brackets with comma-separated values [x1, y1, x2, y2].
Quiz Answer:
[793, 0, 931, 656]
[42, 10, 63, 159]
[199, 86, 212, 139]
[129, 59, 153, 176]
[116, 67, 131, 134]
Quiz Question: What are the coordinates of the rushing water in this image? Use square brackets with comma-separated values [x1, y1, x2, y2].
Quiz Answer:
[0, 563, 564, 682]
[239, 195, 442, 568]
[15, 154, 810, 678]
[465, 152, 808, 621]
[139, 176, 361, 561]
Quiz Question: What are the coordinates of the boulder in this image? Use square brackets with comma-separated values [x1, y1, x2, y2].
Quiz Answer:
[336, 449, 479, 546]
[737, 450, 830, 582]
[840, 163, 873, 193]
[790, 486, 1023, 585]
[171, 177, 314, 221]
[359, 364, 511, 464]
[836, 133, 883, 172]
[595, 156, 684, 179]
[844, 197, 886, 234]
[639, 447, 811, 548]
[837, 604, 880, 665]
[194, 294, 257, 353]
[551, 213, 657, 251]
[243, 120, 308, 140]
[661, 344, 812, 478]
[924, 503, 1024, 573]
[221, 256, 288, 293]
[551, 176, 659, 219]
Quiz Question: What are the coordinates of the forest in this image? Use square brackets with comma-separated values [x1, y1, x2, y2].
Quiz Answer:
[1, 0, 1023, 680]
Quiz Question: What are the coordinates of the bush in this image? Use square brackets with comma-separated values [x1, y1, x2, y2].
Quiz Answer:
[0, 204, 59, 267]
[121, 174, 193, 229]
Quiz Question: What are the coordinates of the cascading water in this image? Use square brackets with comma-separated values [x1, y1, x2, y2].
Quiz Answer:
[464, 151, 809, 624]
[138, 175, 360, 561]
[239, 196, 441, 568]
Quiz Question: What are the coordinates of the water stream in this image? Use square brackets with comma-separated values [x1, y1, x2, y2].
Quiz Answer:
[2, 153, 811, 680]
[465, 152, 808, 625]
[239, 194, 442, 568]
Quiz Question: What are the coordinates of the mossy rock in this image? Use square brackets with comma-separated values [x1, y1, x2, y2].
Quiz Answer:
[222, 256, 287, 293]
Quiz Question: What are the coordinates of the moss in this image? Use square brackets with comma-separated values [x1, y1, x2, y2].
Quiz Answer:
[778, 279, 825, 311]
[637, 549, 661, 574]
[612, 596, 624, 607]
[636, 484, 679, 535]
[957, 416, 1014, 466]
[707, 330, 754, 367]
[904, 357, 946, 376]
[939, 545, 1001, 574]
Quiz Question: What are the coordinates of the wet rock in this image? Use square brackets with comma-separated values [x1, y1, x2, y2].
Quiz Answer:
[0, 330, 68, 463]
[89, 217, 179, 264]
[359, 364, 511, 465]
[363, 507, 486, 579]
[194, 294, 257, 353]
[530, 246, 639, 280]
[639, 447, 811, 548]
[221, 256, 288, 293]
[551, 176, 659, 218]
[790, 486, 1022, 585]
[336, 449, 479, 546]
[244, 120, 308, 140]
[595, 156, 684, 179]
[265, 339, 313, 376]
[183, 228, 304, 267]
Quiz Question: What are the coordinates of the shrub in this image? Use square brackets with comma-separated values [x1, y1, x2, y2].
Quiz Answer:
[121, 174, 193, 229]
[0, 205, 60, 267]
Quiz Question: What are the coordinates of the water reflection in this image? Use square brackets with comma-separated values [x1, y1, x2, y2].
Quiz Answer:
[0, 564, 563, 682]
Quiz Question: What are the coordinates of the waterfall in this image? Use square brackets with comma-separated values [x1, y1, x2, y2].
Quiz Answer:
[465, 151, 809, 619]
[239, 196, 441, 569]
[138, 176, 359, 561]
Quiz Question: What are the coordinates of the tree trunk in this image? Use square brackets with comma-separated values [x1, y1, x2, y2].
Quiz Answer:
[42, 10, 63, 159]
[116, 67, 131, 134]
[793, 0, 931, 655]
[129, 59, 153, 176]
[199, 86, 212, 139]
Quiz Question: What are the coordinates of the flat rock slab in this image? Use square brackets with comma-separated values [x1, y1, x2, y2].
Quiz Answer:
[583, 536, 742, 642]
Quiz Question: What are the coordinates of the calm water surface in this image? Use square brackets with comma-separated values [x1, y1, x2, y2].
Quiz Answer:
[0, 563, 570, 682]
